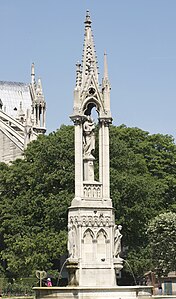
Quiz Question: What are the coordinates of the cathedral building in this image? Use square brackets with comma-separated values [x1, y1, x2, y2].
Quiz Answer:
[0, 63, 46, 163]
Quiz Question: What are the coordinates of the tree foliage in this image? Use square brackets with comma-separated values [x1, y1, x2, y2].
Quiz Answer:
[147, 212, 176, 275]
[0, 125, 74, 279]
[109, 125, 176, 278]
[0, 124, 176, 282]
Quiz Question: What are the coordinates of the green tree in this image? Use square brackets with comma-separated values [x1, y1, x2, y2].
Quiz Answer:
[0, 125, 74, 278]
[109, 125, 176, 279]
[147, 212, 176, 275]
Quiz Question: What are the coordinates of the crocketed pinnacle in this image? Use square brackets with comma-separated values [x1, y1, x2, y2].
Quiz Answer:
[80, 10, 99, 88]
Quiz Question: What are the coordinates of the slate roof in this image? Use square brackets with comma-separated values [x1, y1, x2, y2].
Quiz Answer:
[0, 81, 32, 119]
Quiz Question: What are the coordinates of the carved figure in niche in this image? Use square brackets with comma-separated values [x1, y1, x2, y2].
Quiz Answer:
[114, 225, 122, 258]
[68, 224, 76, 259]
[83, 115, 95, 158]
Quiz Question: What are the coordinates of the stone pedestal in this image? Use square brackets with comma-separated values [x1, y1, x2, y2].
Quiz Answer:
[67, 259, 79, 286]
[83, 157, 95, 181]
[67, 203, 118, 287]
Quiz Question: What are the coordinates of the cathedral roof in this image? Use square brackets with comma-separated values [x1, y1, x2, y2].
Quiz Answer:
[0, 81, 32, 119]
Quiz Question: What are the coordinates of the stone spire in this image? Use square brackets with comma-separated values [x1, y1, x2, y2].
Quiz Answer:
[103, 51, 109, 81]
[81, 10, 99, 88]
[102, 51, 111, 118]
[73, 11, 112, 120]
[31, 63, 35, 85]
[30, 64, 46, 132]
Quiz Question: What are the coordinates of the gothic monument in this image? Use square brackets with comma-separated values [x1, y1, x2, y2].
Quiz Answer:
[34, 10, 152, 299]
[67, 10, 123, 287]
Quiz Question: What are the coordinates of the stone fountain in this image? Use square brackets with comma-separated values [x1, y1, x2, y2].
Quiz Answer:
[34, 10, 152, 299]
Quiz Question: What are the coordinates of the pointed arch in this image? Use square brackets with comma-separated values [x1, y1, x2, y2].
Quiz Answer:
[96, 228, 107, 261]
[96, 228, 108, 240]
[82, 228, 95, 262]
[83, 97, 100, 116]
[83, 228, 95, 240]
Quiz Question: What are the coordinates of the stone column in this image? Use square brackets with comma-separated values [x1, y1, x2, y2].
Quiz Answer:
[99, 119, 110, 199]
[74, 118, 83, 199]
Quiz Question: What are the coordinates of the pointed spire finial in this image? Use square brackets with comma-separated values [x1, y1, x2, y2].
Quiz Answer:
[84, 10, 91, 28]
[81, 10, 99, 86]
[104, 51, 109, 80]
[31, 63, 35, 84]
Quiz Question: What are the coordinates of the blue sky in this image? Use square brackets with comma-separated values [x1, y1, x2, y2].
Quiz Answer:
[1, 0, 176, 139]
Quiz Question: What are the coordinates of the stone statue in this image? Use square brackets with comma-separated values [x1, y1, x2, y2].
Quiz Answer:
[83, 115, 95, 158]
[68, 224, 76, 259]
[114, 225, 122, 258]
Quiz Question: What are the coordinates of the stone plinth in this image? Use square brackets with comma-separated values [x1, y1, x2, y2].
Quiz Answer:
[33, 285, 153, 299]
[83, 157, 95, 181]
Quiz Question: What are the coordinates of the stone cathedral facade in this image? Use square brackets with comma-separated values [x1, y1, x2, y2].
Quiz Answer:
[67, 11, 123, 287]
[0, 64, 46, 163]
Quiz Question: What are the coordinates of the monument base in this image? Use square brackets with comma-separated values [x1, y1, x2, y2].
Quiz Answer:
[33, 285, 153, 299]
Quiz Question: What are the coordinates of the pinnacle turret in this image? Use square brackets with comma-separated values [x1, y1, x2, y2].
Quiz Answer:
[103, 51, 108, 80]
[102, 51, 110, 88]
[80, 10, 99, 87]
[102, 51, 111, 117]
[30, 70, 46, 130]
[31, 63, 35, 85]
